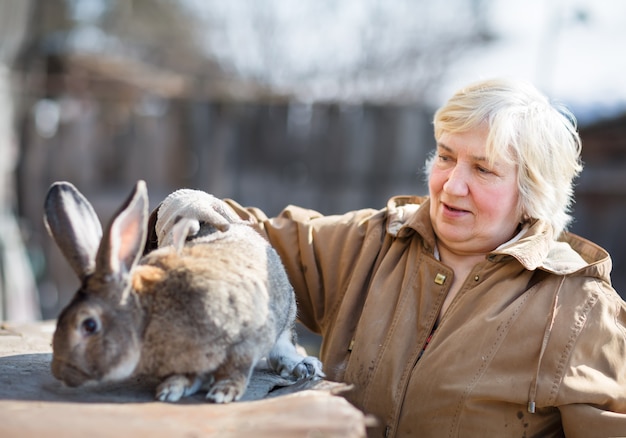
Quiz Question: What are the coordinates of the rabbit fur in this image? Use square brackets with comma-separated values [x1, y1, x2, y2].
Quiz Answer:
[44, 180, 323, 403]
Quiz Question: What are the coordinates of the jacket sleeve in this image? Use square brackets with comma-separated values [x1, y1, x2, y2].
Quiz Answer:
[557, 279, 626, 437]
[225, 199, 384, 334]
[560, 404, 626, 438]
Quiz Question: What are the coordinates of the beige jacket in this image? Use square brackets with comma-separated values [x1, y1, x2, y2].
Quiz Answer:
[227, 196, 626, 438]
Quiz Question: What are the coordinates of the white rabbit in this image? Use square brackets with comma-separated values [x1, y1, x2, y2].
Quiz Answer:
[44, 180, 323, 403]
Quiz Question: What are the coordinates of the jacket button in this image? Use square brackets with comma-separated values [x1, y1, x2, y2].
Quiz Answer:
[434, 273, 446, 285]
[474, 275, 479, 281]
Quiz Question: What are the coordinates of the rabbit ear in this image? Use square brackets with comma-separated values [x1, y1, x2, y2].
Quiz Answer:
[44, 181, 103, 280]
[95, 180, 149, 280]
[143, 203, 161, 255]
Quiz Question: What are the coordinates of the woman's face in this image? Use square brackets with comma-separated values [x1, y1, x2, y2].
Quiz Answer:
[429, 127, 521, 256]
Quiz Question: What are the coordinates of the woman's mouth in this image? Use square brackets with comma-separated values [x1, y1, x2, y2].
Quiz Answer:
[443, 203, 470, 215]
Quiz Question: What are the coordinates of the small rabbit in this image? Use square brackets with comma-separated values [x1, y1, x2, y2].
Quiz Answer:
[44, 180, 323, 403]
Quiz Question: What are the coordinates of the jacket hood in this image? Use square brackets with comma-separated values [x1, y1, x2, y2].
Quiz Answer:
[495, 222, 612, 284]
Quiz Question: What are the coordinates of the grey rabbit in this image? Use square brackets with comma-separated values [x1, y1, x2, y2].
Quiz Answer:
[44, 180, 323, 403]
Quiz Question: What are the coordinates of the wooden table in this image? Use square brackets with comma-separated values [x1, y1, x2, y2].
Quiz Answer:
[0, 321, 371, 437]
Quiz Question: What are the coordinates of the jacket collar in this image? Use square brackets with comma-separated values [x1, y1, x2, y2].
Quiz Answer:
[385, 195, 611, 279]
[386, 195, 436, 251]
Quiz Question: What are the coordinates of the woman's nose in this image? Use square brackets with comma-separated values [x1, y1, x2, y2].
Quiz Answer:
[443, 165, 469, 196]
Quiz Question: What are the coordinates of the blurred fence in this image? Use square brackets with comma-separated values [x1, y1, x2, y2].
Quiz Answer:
[16, 87, 433, 318]
[572, 115, 626, 301]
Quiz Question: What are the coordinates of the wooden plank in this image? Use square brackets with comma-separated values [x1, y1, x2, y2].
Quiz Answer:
[0, 321, 371, 437]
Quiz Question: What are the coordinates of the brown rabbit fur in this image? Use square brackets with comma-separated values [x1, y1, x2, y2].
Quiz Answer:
[45, 180, 322, 403]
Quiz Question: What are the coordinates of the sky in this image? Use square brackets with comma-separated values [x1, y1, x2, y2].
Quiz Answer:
[439, 0, 626, 123]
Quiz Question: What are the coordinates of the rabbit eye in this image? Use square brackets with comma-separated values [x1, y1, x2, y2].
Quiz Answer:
[81, 317, 99, 335]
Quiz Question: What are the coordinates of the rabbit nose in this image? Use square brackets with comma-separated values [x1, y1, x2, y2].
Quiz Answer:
[50, 356, 63, 379]
[51, 357, 89, 387]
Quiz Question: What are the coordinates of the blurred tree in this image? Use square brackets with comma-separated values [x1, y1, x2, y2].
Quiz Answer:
[0, 0, 41, 321]
[16, 0, 495, 103]
[183, 0, 494, 103]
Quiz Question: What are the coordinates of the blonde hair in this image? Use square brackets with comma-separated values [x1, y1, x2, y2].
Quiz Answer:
[428, 78, 583, 237]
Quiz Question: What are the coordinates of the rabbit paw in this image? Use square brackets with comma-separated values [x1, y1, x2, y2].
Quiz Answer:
[269, 331, 325, 380]
[205, 378, 246, 404]
[156, 374, 202, 402]
[292, 356, 325, 379]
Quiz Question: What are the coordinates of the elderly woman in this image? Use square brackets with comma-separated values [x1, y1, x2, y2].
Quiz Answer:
[153, 79, 626, 437]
